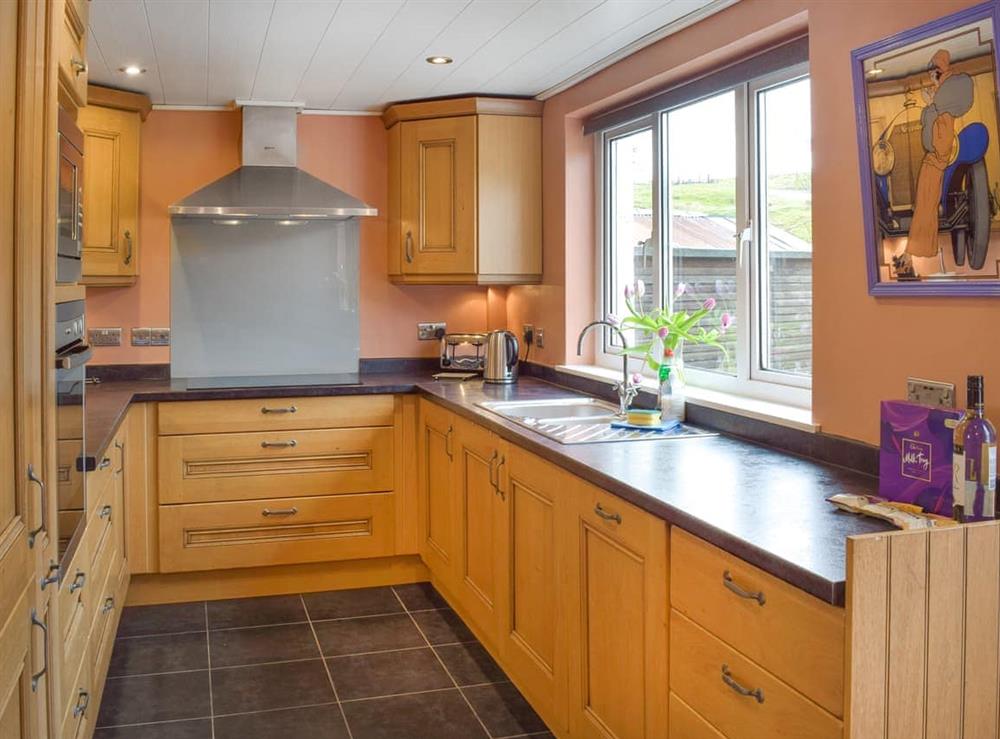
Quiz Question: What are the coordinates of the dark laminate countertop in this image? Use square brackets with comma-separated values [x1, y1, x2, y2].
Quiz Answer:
[86, 373, 890, 605]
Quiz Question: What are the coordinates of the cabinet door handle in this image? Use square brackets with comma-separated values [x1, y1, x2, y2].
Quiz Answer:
[260, 440, 297, 449]
[123, 230, 133, 265]
[487, 450, 499, 489]
[70, 57, 88, 76]
[99, 504, 112, 520]
[39, 562, 61, 591]
[98, 456, 111, 470]
[261, 405, 297, 415]
[68, 571, 86, 594]
[30, 609, 48, 692]
[26, 464, 46, 548]
[101, 597, 115, 614]
[405, 231, 414, 263]
[262, 507, 299, 517]
[722, 570, 766, 606]
[721, 664, 764, 703]
[72, 689, 90, 718]
[444, 425, 454, 459]
[115, 439, 125, 475]
[492, 455, 506, 499]
[594, 503, 622, 524]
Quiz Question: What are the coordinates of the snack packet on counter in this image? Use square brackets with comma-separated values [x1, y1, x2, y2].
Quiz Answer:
[826, 493, 959, 530]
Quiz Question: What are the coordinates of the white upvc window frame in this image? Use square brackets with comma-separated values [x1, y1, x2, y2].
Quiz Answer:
[594, 62, 811, 410]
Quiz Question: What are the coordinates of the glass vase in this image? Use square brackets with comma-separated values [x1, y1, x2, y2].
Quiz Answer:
[658, 341, 686, 423]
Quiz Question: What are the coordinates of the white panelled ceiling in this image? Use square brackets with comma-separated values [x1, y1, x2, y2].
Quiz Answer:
[86, 0, 735, 111]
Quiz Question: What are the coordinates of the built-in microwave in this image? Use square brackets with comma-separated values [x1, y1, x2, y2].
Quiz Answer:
[57, 108, 84, 284]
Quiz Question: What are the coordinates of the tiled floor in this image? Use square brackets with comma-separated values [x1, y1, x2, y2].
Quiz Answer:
[95, 582, 554, 739]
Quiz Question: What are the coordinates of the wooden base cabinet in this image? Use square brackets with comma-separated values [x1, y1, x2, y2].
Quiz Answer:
[417, 399, 457, 589]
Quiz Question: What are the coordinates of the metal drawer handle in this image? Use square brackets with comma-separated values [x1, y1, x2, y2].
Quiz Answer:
[405, 231, 414, 263]
[40, 562, 61, 590]
[261, 405, 297, 414]
[444, 425, 454, 459]
[30, 609, 47, 691]
[722, 664, 764, 703]
[71, 57, 88, 76]
[723, 570, 766, 606]
[68, 571, 86, 593]
[99, 504, 112, 520]
[262, 507, 298, 517]
[27, 464, 46, 547]
[98, 456, 111, 470]
[101, 597, 115, 614]
[72, 689, 90, 718]
[261, 440, 297, 448]
[594, 503, 622, 524]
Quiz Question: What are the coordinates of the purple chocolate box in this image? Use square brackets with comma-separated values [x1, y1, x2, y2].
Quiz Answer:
[879, 400, 963, 516]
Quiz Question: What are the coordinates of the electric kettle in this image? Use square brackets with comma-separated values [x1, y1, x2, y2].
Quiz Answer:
[483, 330, 519, 384]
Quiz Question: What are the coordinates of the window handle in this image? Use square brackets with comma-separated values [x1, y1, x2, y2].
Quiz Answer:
[737, 222, 752, 268]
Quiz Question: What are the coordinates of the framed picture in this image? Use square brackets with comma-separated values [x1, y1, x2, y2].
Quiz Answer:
[852, 1, 1000, 295]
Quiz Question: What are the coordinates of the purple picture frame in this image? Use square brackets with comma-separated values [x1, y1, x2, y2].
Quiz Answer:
[851, 1, 1000, 296]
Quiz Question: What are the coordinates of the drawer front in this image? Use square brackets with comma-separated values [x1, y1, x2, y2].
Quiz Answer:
[57, 532, 91, 642]
[87, 449, 116, 513]
[158, 395, 395, 435]
[60, 641, 92, 739]
[159, 427, 394, 504]
[92, 557, 128, 687]
[670, 611, 842, 739]
[670, 693, 727, 739]
[57, 7, 87, 108]
[670, 529, 844, 716]
[158, 492, 396, 572]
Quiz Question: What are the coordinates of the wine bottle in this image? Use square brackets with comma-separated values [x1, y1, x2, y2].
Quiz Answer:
[952, 375, 998, 522]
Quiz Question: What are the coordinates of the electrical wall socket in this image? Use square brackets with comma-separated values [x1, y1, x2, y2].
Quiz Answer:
[522, 324, 534, 345]
[149, 328, 170, 347]
[535, 327, 545, 348]
[131, 328, 151, 346]
[417, 322, 446, 341]
[907, 377, 955, 408]
[89, 328, 121, 347]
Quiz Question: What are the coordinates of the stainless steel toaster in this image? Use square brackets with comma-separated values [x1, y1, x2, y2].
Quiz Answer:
[440, 332, 487, 371]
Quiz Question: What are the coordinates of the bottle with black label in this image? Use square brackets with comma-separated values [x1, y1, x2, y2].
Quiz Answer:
[952, 375, 997, 522]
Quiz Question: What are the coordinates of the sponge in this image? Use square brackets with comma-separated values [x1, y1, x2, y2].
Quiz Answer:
[626, 408, 662, 427]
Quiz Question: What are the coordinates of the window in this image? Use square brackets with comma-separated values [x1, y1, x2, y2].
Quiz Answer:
[598, 63, 811, 407]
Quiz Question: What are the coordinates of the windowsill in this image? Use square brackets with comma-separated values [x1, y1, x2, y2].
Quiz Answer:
[554, 364, 819, 433]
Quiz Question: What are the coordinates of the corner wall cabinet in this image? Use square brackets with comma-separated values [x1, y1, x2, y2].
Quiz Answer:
[57, 0, 88, 113]
[78, 86, 151, 286]
[383, 97, 542, 285]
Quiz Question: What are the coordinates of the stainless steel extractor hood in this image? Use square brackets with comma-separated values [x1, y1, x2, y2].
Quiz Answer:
[169, 105, 377, 221]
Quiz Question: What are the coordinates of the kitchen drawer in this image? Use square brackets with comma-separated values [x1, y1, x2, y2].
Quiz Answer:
[92, 556, 128, 688]
[158, 492, 396, 572]
[158, 395, 395, 435]
[670, 693, 727, 739]
[87, 448, 116, 512]
[159, 426, 394, 504]
[60, 641, 93, 739]
[57, 439, 84, 510]
[670, 611, 842, 739]
[58, 531, 91, 642]
[57, 0, 87, 109]
[670, 528, 844, 716]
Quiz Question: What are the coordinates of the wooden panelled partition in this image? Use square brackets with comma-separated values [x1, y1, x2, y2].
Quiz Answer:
[846, 522, 1000, 739]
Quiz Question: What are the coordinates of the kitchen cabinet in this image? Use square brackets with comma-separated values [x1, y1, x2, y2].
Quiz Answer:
[418, 399, 458, 590]
[383, 97, 542, 285]
[57, 0, 88, 113]
[78, 87, 151, 286]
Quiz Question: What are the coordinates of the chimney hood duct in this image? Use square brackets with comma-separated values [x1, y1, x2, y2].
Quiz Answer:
[169, 105, 377, 221]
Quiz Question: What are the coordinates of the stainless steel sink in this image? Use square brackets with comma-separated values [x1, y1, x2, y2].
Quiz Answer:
[477, 397, 716, 445]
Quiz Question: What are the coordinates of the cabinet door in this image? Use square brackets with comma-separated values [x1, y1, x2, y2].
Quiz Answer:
[451, 416, 503, 644]
[417, 399, 456, 587]
[78, 105, 140, 283]
[566, 482, 668, 739]
[496, 446, 569, 733]
[400, 116, 476, 276]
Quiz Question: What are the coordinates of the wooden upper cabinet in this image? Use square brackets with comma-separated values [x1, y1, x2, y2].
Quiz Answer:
[57, 0, 88, 112]
[78, 86, 150, 286]
[384, 97, 542, 285]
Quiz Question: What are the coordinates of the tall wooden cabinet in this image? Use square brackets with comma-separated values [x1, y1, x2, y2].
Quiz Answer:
[383, 97, 542, 285]
[78, 87, 150, 286]
[57, 0, 88, 113]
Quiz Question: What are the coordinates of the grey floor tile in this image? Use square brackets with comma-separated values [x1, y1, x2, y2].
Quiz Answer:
[108, 632, 208, 678]
[327, 647, 453, 701]
[410, 608, 476, 645]
[303, 586, 404, 620]
[435, 642, 507, 686]
[116, 603, 206, 638]
[392, 582, 449, 611]
[340, 689, 488, 739]
[214, 704, 349, 739]
[211, 658, 334, 715]
[313, 613, 424, 657]
[93, 719, 212, 739]
[207, 595, 306, 630]
[209, 623, 319, 667]
[97, 671, 211, 727]
[463, 682, 548, 737]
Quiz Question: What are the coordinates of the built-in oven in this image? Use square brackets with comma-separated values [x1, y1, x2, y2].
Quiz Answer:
[57, 108, 84, 284]
[55, 299, 90, 558]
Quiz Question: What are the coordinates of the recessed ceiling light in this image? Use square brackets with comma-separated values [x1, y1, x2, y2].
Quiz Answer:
[120, 65, 146, 76]
[426, 56, 453, 65]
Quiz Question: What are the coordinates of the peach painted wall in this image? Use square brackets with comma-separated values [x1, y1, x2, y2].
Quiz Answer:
[86, 110, 491, 364]
[507, 0, 998, 444]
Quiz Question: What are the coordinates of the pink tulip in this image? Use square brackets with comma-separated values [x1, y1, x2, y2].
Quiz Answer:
[631, 373, 644, 385]
[606, 313, 619, 326]
[657, 326, 669, 339]
[702, 297, 716, 310]
[675, 282, 687, 298]
[624, 284, 633, 299]
[720, 312, 733, 331]
[635, 279, 646, 298]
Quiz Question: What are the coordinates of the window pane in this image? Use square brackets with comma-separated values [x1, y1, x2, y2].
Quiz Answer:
[607, 128, 654, 347]
[759, 77, 812, 376]
[666, 91, 738, 374]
